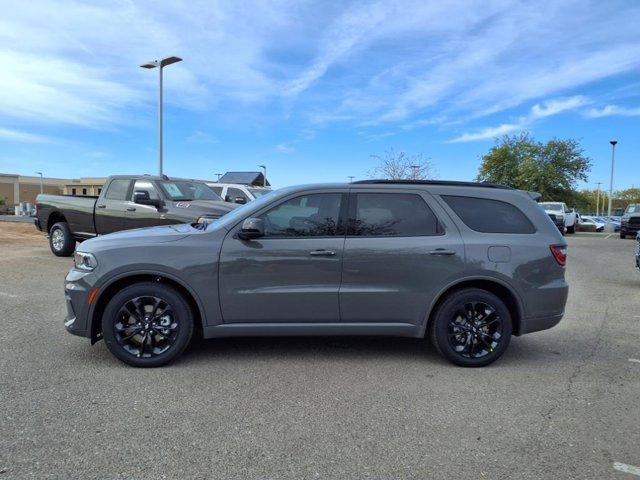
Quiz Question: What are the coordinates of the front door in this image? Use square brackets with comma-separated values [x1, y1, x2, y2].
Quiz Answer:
[219, 191, 347, 323]
[123, 179, 164, 230]
[340, 189, 465, 324]
[95, 178, 132, 234]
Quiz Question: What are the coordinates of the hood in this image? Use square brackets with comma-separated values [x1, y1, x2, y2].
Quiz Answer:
[170, 199, 238, 216]
[79, 224, 198, 252]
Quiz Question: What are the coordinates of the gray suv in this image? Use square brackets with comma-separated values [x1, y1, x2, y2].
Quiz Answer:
[63, 180, 568, 368]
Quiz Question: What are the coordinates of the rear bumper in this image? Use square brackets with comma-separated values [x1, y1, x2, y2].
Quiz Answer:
[519, 313, 564, 334]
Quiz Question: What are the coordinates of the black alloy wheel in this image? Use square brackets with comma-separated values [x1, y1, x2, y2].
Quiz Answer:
[102, 282, 194, 367]
[429, 288, 512, 367]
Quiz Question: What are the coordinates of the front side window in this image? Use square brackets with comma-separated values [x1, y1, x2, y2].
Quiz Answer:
[104, 179, 132, 200]
[209, 186, 223, 196]
[348, 193, 441, 237]
[260, 193, 343, 237]
[443, 195, 535, 234]
[132, 180, 160, 200]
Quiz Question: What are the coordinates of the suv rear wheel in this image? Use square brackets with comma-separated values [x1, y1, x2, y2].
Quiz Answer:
[429, 288, 512, 367]
[102, 282, 194, 367]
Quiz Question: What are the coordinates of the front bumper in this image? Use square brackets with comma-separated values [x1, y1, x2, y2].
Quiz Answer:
[64, 269, 94, 338]
[621, 222, 640, 235]
[34, 217, 42, 232]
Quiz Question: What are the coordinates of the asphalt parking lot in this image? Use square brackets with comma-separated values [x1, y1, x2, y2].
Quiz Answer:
[1, 223, 639, 479]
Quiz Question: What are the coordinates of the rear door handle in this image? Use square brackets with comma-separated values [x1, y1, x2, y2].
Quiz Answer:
[309, 249, 336, 256]
[96, 204, 106, 209]
[429, 249, 456, 256]
[126, 207, 136, 212]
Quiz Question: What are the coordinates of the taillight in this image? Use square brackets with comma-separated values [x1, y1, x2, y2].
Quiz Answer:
[550, 244, 567, 266]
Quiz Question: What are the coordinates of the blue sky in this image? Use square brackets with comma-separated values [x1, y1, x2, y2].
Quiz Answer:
[1, 0, 639, 190]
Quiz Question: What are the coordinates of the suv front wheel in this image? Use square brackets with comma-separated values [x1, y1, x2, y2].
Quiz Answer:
[102, 282, 194, 367]
[429, 288, 512, 367]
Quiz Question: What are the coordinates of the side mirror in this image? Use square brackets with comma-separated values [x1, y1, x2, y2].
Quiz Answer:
[134, 190, 161, 208]
[238, 217, 264, 240]
[234, 197, 247, 205]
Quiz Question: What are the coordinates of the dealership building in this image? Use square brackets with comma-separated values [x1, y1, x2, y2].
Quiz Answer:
[0, 173, 107, 209]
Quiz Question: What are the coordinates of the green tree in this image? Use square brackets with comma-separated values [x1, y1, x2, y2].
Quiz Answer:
[476, 132, 591, 203]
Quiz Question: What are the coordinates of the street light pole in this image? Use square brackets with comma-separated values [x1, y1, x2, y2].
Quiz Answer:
[409, 164, 420, 179]
[35, 171, 43, 194]
[608, 140, 617, 217]
[215, 173, 222, 181]
[140, 56, 183, 176]
[348, 176, 355, 183]
[258, 165, 267, 187]
[595, 182, 602, 216]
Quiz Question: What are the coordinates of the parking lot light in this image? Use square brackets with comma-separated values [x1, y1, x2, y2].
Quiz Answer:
[608, 140, 617, 217]
[35, 171, 43, 194]
[258, 165, 267, 187]
[140, 56, 183, 176]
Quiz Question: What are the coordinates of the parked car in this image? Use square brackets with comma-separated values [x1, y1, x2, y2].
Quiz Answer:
[547, 213, 565, 234]
[206, 182, 271, 205]
[620, 204, 640, 239]
[636, 233, 640, 269]
[35, 175, 237, 256]
[539, 202, 578, 233]
[579, 216, 605, 232]
[63, 180, 568, 368]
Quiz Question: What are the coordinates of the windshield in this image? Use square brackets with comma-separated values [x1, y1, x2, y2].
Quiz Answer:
[248, 188, 270, 198]
[541, 203, 562, 211]
[625, 204, 639, 214]
[158, 181, 223, 201]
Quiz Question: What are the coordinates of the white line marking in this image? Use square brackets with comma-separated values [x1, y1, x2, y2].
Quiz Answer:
[0, 291, 18, 298]
[629, 359, 640, 364]
[605, 233, 614, 239]
[614, 462, 640, 476]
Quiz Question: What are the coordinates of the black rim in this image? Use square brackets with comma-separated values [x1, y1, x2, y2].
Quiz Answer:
[114, 296, 179, 358]
[447, 301, 503, 359]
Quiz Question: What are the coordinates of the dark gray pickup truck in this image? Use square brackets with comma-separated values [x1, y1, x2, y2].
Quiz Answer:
[35, 175, 237, 256]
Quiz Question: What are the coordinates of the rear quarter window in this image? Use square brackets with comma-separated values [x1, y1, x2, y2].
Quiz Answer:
[442, 195, 536, 234]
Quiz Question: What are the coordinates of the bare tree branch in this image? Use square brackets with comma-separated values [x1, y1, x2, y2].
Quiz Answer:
[368, 149, 437, 180]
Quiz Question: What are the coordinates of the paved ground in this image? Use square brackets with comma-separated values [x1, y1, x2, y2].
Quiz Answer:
[1, 223, 639, 479]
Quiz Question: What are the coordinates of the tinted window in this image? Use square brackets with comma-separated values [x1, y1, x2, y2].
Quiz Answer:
[158, 181, 221, 201]
[104, 179, 131, 200]
[132, 180, 160, 200]
[209, 186, 223, 196]
[443, 195, 535, 234]
[226, 187, 249, 202]
[349, 193, 441, 236]
[261, 193, 342, 237]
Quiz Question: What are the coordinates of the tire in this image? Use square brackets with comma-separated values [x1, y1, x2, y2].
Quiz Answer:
[566, 225, 575, 234]
[620, 230, 626, 239]
[102, 282, 194, 367]
[49, 222, 75, 257]
[429, 288, 512, 367]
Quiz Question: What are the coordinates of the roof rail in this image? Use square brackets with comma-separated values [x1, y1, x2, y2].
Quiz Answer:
[352, 179, 513, 189]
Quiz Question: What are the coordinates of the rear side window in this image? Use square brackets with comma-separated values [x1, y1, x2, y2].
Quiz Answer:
[349, 193, 441, 236]
[104, 179, 131, 200]
[210, 186, 223, 196]
[442, 195, 535, 234]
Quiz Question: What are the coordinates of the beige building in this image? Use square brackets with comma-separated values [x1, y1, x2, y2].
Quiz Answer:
[0, 173, 107, 210]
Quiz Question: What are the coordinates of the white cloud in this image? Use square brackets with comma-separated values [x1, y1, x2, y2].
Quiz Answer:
[187, 130, 219, 144]
[0, 127, 54, 143]
[586, 105, 640, 118]
[449, 96, 587, 143]
[275, 143, 295, 153]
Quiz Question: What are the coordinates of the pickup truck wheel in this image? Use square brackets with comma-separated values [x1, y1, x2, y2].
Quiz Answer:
[566, 225, 575, 234]
[102, 282, 194, 368]
[429, 288, 512, 367]
[620, 230, 626, 239]
[49, 222, 75, 257]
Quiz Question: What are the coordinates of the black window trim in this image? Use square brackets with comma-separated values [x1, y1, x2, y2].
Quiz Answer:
[440, 194, 537, 235]
[346, 191, 445, 238]
[236, 191, 349, 240]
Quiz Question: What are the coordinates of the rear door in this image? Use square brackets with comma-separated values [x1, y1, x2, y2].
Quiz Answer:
[95, 178, 132, 234]
[340, 189, 465, 324]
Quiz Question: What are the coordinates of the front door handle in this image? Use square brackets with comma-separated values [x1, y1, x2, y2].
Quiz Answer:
[126, 207, 136, 212]
[96, 204, 106, 209]
[309, 249, 336, 256]
[428, 248, 456, 256]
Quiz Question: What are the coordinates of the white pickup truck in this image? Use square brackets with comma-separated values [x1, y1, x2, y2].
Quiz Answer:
[539, 202, 578, 234]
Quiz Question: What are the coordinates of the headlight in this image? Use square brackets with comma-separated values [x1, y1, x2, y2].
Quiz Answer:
[74, 251, 98, 271]
[197, 216, 217, 225]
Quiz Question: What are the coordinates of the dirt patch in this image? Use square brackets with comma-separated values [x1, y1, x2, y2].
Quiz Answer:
[0, 221, 46, 246]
